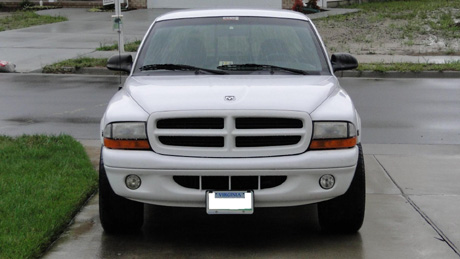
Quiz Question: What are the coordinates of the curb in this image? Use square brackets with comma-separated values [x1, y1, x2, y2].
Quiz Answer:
[75, 67, 127, 76]
[36, 67, 128, 76]
[33, 67, 460, 78]
[337, 70, 460, 78]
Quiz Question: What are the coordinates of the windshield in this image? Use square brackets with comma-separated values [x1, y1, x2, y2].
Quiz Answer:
[134, 16, 330, 75]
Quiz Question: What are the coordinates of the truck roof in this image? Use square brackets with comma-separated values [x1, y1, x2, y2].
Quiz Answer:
[155, 8, 311, 22]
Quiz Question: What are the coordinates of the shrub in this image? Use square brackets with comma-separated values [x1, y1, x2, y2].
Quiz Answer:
[292, 0, 304, 11]
[19, 0, 35, 10]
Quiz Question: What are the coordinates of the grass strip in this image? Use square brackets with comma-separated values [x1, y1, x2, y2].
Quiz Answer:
[0, 135, 98, 258]
[41, 57, 460, 73]
[322, 0, 460, 39]
[97, 40, 141, 52]
[315, 0, 460, 55]
[358, 61, 460, 73]
[42, 57, 108, 73]
[0, 11, 67, 32]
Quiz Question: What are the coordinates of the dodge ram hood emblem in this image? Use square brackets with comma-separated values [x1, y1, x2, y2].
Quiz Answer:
[224, 96, 236, 101]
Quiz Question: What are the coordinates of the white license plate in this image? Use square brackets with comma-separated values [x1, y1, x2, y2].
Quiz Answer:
[206, 191, 254, 214]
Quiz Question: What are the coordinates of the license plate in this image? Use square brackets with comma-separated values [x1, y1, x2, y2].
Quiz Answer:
[206, 191, 254, 214]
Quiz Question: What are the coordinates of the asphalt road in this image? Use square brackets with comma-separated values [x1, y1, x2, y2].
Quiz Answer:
[1, 74, 460, 258]
[342, 77, 460, 145]
[0, 74, 119, 139]
[1, 74, 459, 145]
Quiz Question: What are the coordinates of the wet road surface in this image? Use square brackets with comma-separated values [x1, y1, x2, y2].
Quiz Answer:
[1, 74, 459, 145]
[342, 77, 460, 145]
[0, 74, 119, 139]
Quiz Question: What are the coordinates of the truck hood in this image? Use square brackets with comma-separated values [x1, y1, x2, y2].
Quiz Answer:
[126, 75, 337, 114]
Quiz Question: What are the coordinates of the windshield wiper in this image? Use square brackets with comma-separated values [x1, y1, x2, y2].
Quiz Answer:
[139, 64, 228, 75]
[217, 63, 310, 75]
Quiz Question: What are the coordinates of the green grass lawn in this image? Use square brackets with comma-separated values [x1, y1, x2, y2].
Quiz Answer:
[315, 0, 460, 55]
[0, 135, 98, 258]
[358, 61, 460, 73]
[347, 0, 459, 38]
[97, 40, 141, 52]
[0, 11, 67, 32]
[41, 56, 460, 73]
[42, 57, 108, 73]
[322, 0, 460, 40]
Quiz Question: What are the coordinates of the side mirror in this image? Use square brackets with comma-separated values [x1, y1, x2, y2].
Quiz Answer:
[107, 54, 133, 73]
[331, 53, 358, 72]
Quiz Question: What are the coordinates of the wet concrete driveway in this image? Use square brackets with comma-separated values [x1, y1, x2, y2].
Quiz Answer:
[44, 143, 460, 258]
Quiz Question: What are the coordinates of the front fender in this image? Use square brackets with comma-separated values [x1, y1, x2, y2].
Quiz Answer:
[100, 88, 149, 144]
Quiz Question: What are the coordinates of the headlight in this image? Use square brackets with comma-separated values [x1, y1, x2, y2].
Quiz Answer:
[309, 121, 357, 150]
[103, 122, 150, 150]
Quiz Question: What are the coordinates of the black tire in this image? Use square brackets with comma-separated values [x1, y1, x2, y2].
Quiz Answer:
[317, 143, 365, 233]
[99, 150, 144, 234]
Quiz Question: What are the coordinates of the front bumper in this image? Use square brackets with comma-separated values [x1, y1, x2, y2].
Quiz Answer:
[103, 146, 358, 207]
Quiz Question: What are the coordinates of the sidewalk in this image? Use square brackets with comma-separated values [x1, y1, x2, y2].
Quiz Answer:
[0, 8, 174, 72]
[1, 8, 459, 73]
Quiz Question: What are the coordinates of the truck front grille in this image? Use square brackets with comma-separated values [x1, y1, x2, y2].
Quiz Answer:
[148, 111, 312, 157]
[173, 176, 287, 190]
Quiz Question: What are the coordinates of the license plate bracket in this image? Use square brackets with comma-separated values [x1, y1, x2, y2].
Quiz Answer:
[206, 190, 254, 214]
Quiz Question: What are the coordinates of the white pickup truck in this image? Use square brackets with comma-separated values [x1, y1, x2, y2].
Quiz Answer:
[100, 8, 365, 234]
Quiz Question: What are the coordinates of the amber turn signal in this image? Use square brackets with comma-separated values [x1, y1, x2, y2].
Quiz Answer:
[104, 138, 151, 150]
[309, 136, 357, 150]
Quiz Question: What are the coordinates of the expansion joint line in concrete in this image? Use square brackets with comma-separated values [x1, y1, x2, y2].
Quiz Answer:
[373, 155, 460, 257]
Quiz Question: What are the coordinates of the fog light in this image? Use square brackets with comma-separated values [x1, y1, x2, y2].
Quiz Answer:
[126, 175, 141, 190]
[319, 175, 335, 189]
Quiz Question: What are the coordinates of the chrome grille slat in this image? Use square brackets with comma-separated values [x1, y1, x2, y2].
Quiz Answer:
[232, 129, 306, 136]
[154, 129, 228, 136]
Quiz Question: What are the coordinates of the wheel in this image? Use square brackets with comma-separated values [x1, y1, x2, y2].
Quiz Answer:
[99, 150, 144, 234]
[317, 143, 365, 233]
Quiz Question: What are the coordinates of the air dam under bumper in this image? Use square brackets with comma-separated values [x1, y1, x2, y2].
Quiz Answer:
[103, 146, 358, 207]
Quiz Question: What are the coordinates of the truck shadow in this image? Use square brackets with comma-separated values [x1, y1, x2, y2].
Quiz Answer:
[99, 205, 364, 258]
